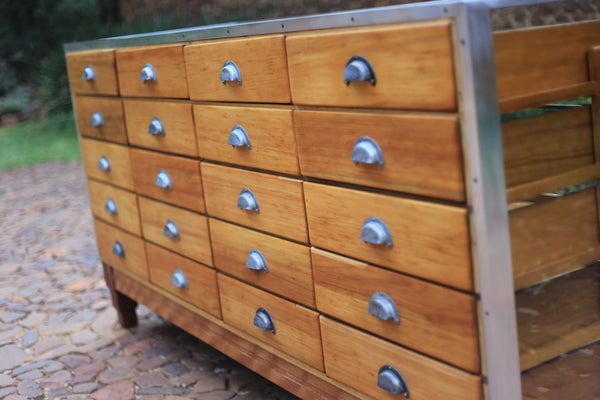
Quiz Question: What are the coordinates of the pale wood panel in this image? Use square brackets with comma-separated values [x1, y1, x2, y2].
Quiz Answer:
[321, 317, 482, 400]
[193, 105, 299, 175]
[210, 218, 314, 308]
[312, 248, 479, 372]
[94, 219, 148, 280]
[146, 242, 221, 318]
[202, 163, 308, 243]
[303, 182, 472, 291]
[66, 49, 119, 95]
[87, 179, 141, 236]
[73, 96, 127, 144]
[286, 21, 456, 110]
[218, 274, 324, 371]
[80, 138, 134, 190]
[123, 100, 198, 157]
[138, 196, 212, 266]
[184, 35, 290, 103]
[130, 149, 205, 213]
[295, 110, 464, 201]
[116, 44, 189, 98]
[499, 82, 598, 115]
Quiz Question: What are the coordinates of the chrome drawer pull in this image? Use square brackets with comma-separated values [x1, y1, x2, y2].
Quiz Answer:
[140, 63, 157, 83]
[360, 217, 393, 248]
[112, 241, 125, 258]
[344, 55, 376, 86]
[163, 219, 180, 240]
[148, 117, 165, 136]
[104, 198, 118, 215]
[368, 291, 399, 325]
[237, 188, 259, 213]
[82, 65, 95, 81]
[91, 111, 104, 128]
[98, 156, 111, 172]
[155, 169, 172, 191]
[253, 307, 275, 334]
[171, 268, 188, 290]
[377, 365, 409, 397]
[220, 60, 242, 85]
[352, 136, 384, 168]
[228, 125, 251, 149]
[246, 249, 268, 273]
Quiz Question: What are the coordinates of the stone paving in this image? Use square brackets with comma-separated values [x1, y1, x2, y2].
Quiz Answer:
[0, 161, 299, 400]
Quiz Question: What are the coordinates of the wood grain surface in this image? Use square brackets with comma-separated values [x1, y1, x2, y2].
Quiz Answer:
[87, 179, 141, 236]
[80, 138, 135, 190]
[73, 96, 127, 144]
[66, 49, 119, 95]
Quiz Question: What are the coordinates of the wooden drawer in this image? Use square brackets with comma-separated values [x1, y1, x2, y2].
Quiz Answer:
[80, 138, 134, 190]
[193, 105, 298, 175]
[295, 110, 464, 201]
[73, 96, 127, 144]
[130, 149, 205, 213]
[312, 248, 478, 372]
[94, 219, 148, 280]
[184, 35, 290, 103]
[321, 317, 482, 400]
[138, 196, 212, 266]
[286, 21, 456, 110]
[304, 182, 472, 291]
[116, 44, 188, 98]
[146, 242, 221, 318]
[218, 274, 323, 371]
[202, 163, 307, 243]
[87, 180, 141, 236]
[66, 49, 119, 95]
[124, 100, 198, 157]
[210, 218, 314, 308]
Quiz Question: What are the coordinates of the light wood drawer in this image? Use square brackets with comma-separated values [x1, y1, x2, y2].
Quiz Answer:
[124, 100, 198, 157]
[116, 44, 188, 98]
[73, 96, 127, 144]
[218, 274, 323, 371]
[321, 317, 482, 400]
[94, 219, 148, 280]
[130, 149, 205, 213]
[146, 242, 220, 318]
[80, 138, 134, 190]
[193, 105, 298, 175]
[184, 35, 290, 103]
[286, 21, 456, 110]
[66, 49, 119, 96]
[87, 180, 141, 236]
[295, 110, 463, 201]
[202, 163, 307, 243]
[304, 182, 472, 291]
[312, 248, 478, 373]
[210, 218, 314, 308]
[138, 196, 212, 266]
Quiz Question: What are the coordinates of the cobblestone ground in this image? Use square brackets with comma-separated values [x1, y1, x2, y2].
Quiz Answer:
[0, 161, 299, 400]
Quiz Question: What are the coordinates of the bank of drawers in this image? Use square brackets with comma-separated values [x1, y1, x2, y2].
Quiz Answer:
[70, 18, 483, 399]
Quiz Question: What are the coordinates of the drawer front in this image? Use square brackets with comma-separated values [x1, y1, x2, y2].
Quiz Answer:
[138, 196, 212, 266]
[146, 243, 220, 318]
[202, 163, 307, 243]
[116, 44, 188, 98]
[87, 180, 141, 236]
[193, 105, 299, 175]
[124, 100, 198, 157]
[94, 219, 148, 280]
[73, 96, 127, 144]
[321, 317, 482, 400]
[184, 35, 291, 103]
[66, 49, 119, 95]
[295, 110, 464, 201]
[218, 274, 323, 371]
[130, 149, 205, 213]
[304, 182, 472, 291]
[210, 218, 314, 308]
[80, 138, 134, 190]
[286, 21, 456, 110]
[312, 248, 478, 372]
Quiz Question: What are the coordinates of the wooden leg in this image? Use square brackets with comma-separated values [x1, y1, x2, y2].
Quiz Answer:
[103, 263, 138, 328]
